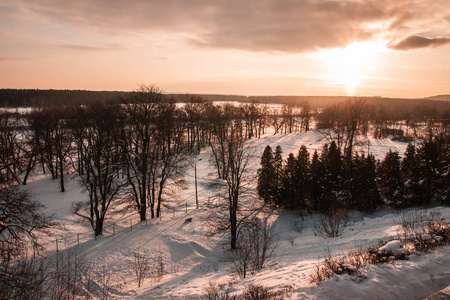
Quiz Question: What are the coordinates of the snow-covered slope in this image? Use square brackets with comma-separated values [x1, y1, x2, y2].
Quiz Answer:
[26, 131, 450, 299]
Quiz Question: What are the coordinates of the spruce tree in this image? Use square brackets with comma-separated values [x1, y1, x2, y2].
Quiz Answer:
[415, 140, 440, 205]
[350, 154, 381, 212]
[257, 145, 276, 204]
[311, 142, 343, 212]
[378, 150, 405, 208]
[401, 143, 416, 176]
[438, 139, 450, 205]
[279, 153, 298, 208]
[295, 145, 310, 210]
[273, 145, 283, 202]
[309, 150, 322, 211]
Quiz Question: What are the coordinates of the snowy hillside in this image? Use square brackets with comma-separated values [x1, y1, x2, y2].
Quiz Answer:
[26, 131, 450, 299]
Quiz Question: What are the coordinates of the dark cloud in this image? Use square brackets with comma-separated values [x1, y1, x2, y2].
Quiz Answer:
[4, 0, 450, 53]
[389, 35, 450, 50]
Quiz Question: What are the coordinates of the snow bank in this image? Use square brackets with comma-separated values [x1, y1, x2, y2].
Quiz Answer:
[313, 247, 450, 300]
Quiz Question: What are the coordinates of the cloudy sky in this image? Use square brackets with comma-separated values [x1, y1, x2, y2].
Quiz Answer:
[1, 0, 450, 97]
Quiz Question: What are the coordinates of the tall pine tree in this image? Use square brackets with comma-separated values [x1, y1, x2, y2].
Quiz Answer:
[349, 153, 381, 212]
[273, 145, 283, 202]
[257, 145, 276, 204]
[379, 150, 405, 208]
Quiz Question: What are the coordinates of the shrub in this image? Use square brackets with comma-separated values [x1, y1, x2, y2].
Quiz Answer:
[200, 282, 237, 300]
[229, 217, 279, 278]
[129, 250, 150, 287]
[309, 247, 366, 286]
[310, 216, 449, 285]
[393, 210, 439, 240]
[242, 283, 293, 300]
[314, 207, 351, 238]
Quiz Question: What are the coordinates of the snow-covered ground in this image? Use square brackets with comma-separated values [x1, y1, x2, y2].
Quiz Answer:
[25, 130, 450, 299]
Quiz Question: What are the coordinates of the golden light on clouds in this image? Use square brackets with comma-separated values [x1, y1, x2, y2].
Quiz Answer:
[0, 0, 449, 97]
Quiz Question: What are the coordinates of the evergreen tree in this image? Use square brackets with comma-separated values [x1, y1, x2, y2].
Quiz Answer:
[257, 145, 276, 204]
[414, 140, 440, 205]
[278, 146, 310, 210]
[350, 154, 381, 212]
[295, 145, 310, 210]
[279, 153, 298, 208]
[437, 139, 450, 205]
[311, 142, 343, 212]
[309, 150, 322, 211]
[378, 150, 405, 208]
[273, 145, 283, 202]
[401, 143, 416, 176]
[401, 143, 420, 206]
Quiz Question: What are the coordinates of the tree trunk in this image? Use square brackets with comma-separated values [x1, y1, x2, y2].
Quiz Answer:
[94, 218, 103, 236]
[59, 148, 65, 192]
[22, 154, 36, 185]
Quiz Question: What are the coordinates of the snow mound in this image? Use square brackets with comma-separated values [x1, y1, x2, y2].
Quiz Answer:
[422, 234, 432, 241]
[167, 240, 213, 263]
[378, 240, 403, 255]
[435, 236, 443, 242]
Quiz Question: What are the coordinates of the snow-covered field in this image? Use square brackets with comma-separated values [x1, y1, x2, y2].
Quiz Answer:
[25, 130, 450, 299]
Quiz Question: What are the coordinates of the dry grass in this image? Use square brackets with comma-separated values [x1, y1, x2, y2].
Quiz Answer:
[310, 217, 450, 285]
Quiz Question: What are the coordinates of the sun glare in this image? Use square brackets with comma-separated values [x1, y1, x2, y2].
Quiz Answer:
[317, 41, 385, 95]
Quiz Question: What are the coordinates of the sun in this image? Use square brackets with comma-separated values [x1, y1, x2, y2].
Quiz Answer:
[317, 41, 385, 95]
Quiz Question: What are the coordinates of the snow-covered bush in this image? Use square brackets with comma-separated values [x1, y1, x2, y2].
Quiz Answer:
[367, 240, 410, 264]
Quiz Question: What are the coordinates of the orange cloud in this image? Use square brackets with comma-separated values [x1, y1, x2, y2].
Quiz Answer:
[3, 0, 448, 53]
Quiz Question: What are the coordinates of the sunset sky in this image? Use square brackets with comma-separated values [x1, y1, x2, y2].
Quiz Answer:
[1, 0, 450, 98]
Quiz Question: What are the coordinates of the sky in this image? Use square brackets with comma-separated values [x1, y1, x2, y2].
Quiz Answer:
[1, 0, 450, 98]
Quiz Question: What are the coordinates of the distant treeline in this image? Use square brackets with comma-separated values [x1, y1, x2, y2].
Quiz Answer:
[1, 89, 450, 114]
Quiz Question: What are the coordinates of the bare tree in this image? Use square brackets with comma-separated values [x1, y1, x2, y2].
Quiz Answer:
[343, 98, 367, 159]
[206, 104, 239, 180]
[122, 85, 165, 221]
[317, 99, 367, 158]
[34, 106, 73, 192]
[208, 116, 255, 249]
[21, 108, 46, 185]
[0, 112, 24, 184]
[229, 217, 279, 278]
[0, 185, 53, 297]
[49, 248, 93, 299]
[123, 86, 189, 220]
[0, 251, 48, 299]
[129, 250, 150, 287]
[182, 97, 210, 152]
[0, 185, 52, 257]
[149, 101, 189, 219]
[71, 100, 126, 236]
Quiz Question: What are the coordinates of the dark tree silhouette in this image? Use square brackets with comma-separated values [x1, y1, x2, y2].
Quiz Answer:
[257, 145, 276, 204]
[71, 100, 126, 236]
